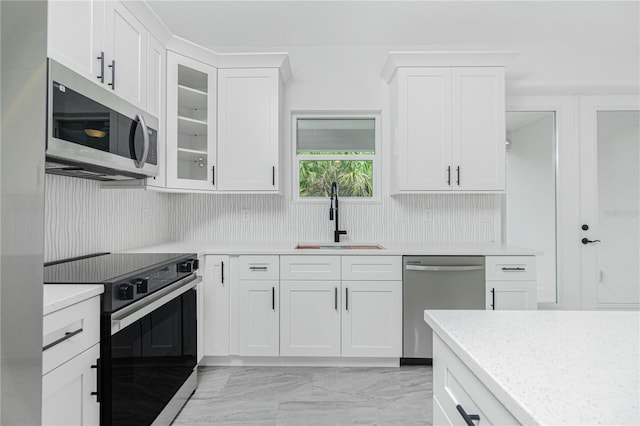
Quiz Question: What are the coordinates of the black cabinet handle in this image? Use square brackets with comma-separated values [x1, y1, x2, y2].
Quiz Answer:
[221, 261, 224, 284]
[90, 359, 101, 402]
[212, 165, 215, 185]
[582, 238, 601, 245]
[334, 287, 338, 310]
[447, 166, 451, 186]
[345, 288, 349, 311]
[272, 287, 275, 310]
[501, 267, 525, 271]
[107, 60, 115, 90]
[43, 328, 83, 351]
[456, 166, 460, 186]
[456, 404, 480, 426]
[96, 52, 105, 83]
[272, 166, 275, 186]
[491, 288, 495, 310]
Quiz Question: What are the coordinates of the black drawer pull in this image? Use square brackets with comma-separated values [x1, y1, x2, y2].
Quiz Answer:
[501, 267, 525, 271]
[43, 328, 83, 351]
[250, 266, 268, 271]
[456, 404, 480, 426]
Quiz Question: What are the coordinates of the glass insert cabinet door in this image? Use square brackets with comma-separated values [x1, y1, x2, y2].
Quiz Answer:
[580, 96, 640, 310]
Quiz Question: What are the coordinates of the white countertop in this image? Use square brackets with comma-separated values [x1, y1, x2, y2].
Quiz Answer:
[125, 241, 540, 256]
[424, 310, 640, 425]
[43, 285, 104, 316]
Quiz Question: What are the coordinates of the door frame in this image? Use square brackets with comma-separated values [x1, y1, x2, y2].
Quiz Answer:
[579, 95, 640, 310]
[505, 95, 579, 309]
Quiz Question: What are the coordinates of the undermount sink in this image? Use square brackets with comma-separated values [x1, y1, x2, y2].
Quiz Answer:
[295, 243, 384, 250]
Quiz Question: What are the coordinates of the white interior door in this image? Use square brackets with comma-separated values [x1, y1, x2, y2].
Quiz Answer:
[580, 96, 640, 310]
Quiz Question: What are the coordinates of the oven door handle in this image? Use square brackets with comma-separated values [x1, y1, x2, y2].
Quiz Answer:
[110, 274, 201, 335]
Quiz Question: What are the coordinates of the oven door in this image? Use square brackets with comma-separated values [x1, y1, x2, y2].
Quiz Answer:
[102, 275, 200, 426]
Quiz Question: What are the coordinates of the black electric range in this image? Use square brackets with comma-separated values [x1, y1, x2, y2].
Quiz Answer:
[44, 252, 199, 313]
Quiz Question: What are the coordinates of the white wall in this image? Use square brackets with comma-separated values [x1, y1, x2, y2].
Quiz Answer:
[506, 113, 557, 303]
[596, 111, 639, 304]
[170, 46, 501, 244]
[44, 175, 172, 262]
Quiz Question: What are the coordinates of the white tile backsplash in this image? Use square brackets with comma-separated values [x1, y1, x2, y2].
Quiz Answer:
[45, 176, 498, 261]
[168, 193, 499, 243]
[44, 175, 172, 262]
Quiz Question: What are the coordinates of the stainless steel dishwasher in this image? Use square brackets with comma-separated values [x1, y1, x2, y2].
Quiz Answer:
[402, 256, 485, 363]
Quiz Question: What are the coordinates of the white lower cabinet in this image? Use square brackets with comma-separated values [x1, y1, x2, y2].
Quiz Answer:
[203, 255, 230, 356]
[277, 255, 402, 358]
[433, 334, 519, 426]
[280, 280, 341, 356]
[487, 281, 537, 310]
[42, 294, 101, 426]
[42, 344, 100, 426]
[341, 281, 402, 357]
[485, 256, 537, 310]
[238, 280, 280, 356]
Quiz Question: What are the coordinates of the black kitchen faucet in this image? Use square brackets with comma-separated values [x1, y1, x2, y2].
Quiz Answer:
[329, 181, 347, 243]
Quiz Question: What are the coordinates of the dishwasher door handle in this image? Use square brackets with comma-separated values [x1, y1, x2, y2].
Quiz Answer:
[405, 265, 484, 272]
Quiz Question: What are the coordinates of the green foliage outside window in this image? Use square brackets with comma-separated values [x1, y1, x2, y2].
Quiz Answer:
[299, 155, 373, 198]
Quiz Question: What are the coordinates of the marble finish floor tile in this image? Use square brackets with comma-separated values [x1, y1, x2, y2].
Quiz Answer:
[174, 365, 433, 425]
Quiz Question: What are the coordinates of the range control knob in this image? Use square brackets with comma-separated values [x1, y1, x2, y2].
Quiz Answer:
[119, 283, 134, 300]
[191, 259, 199, 271]
[134, 278, 148, 293]
[178, 261, 193, 273]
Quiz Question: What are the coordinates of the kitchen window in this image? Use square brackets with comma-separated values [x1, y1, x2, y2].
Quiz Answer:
[293, 113, 380, 201]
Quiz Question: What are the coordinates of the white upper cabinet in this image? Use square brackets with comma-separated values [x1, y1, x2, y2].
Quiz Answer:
[145, 34, 166, 188]
[166, 52, 217, 191]
[48, 0, 149, 110]
[452, 67, 506, 191]
[103, 1, 147, 109]
[384, 52, 516, 193]
[217, 68, 282, 192]
[48, 0, 105, 81]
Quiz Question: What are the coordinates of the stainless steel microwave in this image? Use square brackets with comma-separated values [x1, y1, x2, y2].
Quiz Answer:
[45, 59, 158, 181]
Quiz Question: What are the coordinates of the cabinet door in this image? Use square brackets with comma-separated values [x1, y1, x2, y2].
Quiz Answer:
[204, 255, 230, 356]
[146, 33, 165, 119]
[217, 68, 280, 192]
[166, 53, 217, 190]
[452, 67, 505, 191]
[103, 1, 147, 109]
[238, 280, 279, 356]
[47, 0, 105, 82]
[280, 281, 341, 357]
[145, 34, 166, 188]
[42, 344, 100, 426]
[342, 281, 402, 357]
[395, 67, 452, 191]
[486, 281, 537, 310]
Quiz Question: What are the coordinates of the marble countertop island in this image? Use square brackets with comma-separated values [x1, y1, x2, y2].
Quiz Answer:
[424, 310, 640, 425]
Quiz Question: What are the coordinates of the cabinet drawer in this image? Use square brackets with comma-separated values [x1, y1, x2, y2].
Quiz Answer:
[43, 296, 100, 375]
[485, 256, 536, 281]
[433, 334, 519, 425]
[280, 256, 340, 280]
[239, 256, 279, 280]
[341, 256, 402, 281]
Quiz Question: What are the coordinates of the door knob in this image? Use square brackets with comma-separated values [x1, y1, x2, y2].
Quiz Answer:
[582, 238, 601, 245]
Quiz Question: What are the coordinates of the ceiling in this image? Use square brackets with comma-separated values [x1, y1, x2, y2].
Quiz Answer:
[147, 1, 639, 50]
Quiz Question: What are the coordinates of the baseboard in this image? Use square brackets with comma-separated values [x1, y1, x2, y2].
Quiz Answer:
[200, 355, 400, 368]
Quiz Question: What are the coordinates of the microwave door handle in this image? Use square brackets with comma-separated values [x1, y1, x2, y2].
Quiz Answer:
[129, 114, 150, 168]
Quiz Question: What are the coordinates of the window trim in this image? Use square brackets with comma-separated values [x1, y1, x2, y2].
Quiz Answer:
[291, 111, 381, 203]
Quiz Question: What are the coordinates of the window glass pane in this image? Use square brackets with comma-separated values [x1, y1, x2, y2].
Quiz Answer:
[297, 118, 375, 153]
[299, 160, 373, 197]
